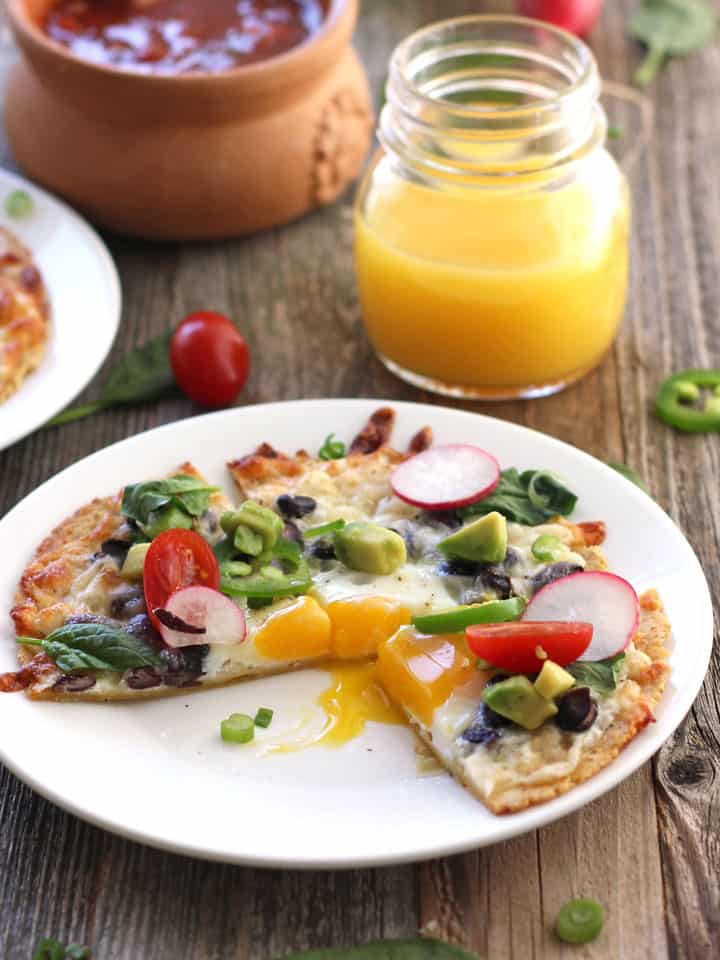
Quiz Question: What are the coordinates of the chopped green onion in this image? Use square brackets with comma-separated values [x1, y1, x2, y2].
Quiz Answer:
[304, 518, 346, 539]
[555, 898, 604, 944]
[531, 534, 565, 562]
[607, 124, 623, 140]
[412, 598, 526, 635]
[318, 433, 346, 460]
[5, 189, 33, 219]
[254, 707, 274, 728]
[221, 713, 255, 744]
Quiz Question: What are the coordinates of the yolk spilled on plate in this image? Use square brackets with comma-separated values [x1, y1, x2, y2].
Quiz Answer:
[263, 661, 405, 754]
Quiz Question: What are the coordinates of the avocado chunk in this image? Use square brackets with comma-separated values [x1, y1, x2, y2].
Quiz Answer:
[534, 660, 575, 701]
[142, 504, 193, 539]
[221, 502, 284, 552]
[334, 521, 407, 575]
[483, 675, 558, 730]
[438, 511, 508, 564]
[120, 542, 151, 581]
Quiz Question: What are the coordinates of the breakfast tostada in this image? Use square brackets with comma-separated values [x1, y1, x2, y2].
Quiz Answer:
[1, 408, 670, 815]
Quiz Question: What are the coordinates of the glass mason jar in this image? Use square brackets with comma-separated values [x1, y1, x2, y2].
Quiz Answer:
[354, 16, 630, 399]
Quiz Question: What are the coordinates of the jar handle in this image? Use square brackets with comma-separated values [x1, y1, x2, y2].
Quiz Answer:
[601, 81, 654, 177]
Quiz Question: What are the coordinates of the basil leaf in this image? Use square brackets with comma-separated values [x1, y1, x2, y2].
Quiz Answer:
[522, 470, 578, 517]
[630, 0, 716, 88]
[48, 329, 176, 427]
[567, 654, 626, 696]
[277, 939, 478, 960]
[122, 474, 218, 528]
[460, 468, 577, 526]
[19, 624, 162, 673]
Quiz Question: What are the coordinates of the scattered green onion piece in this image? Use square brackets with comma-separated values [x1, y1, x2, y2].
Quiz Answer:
[318, 433, 346, 460]
[221, 713, 255, 744]
[674, 380, 701, 403]
[607, 125, 622, 140]
[304, 518, 346, 539]
[412, 597, 525, 635]
[531, 534, 565, 562]
[254, 707, 274, 728]
[5, 189, 33, 219]
[555, 898, 604, 944]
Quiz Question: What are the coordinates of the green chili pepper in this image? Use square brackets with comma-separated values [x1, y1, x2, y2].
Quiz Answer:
[531, 535, 565, 562]
[318, 434, 346, 460]
[221, 713, 255, 744]
[412, 597, 526, 635]
[254, 707, 274, 728]
[555, 898, 604, 944]
[304, 518, 346, 538]
[656, 369, 720, 432]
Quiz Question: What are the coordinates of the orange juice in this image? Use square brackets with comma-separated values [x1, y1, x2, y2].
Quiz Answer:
[354, 149, 629, 397]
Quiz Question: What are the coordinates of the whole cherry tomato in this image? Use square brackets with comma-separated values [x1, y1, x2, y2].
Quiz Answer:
[517, 0, 604, 37]
[170, 311, 250, 408]
[143, 529, 220, 632]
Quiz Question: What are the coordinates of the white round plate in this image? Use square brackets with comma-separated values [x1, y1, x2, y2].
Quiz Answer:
[0, 168, 121, 451]
[0, 400, 712, 868]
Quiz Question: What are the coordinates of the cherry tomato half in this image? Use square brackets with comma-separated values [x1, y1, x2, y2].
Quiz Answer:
[170, 311, 250, 408]
[144, 529, 220, 632]
[466, 621, 593, 673]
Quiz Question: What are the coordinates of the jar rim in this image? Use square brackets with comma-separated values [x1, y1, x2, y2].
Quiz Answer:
[389, 14, 598, 121]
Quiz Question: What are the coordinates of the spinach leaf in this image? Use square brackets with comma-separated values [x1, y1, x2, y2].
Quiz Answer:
[460, 468, 577, 526]
[18, 623, 162, 673]
[121, 474, 219, 528]
[277, 940, 478, 960]
[567, 654, 626, 696]
[630, 0, 716, 87]
[48, 329, 176, 427]
[607, 462, 650, 494]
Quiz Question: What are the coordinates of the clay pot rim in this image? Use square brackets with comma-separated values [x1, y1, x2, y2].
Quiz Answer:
[6, 0, 352, 88]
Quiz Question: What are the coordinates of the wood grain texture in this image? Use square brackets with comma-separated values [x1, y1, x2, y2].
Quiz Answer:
[0, 1, 718, 958]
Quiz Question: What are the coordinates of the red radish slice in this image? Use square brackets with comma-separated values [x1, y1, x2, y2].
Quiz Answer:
[524, 571, 639, 662]
[391, 444, 500, 509]
[159, 586, 246, 648]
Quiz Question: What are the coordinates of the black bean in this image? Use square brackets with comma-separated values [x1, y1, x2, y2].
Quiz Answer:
[99, 538, 132, 566]
[437, 558, 481, 577]
[531, 562, 583, 593]
[310, 539, 336, 560]
[125, 667, 162, 691]
[283, 520, 304, 545]
[504, 547, 521, 569]
[555, 687, 598, 732]
[53, 674, 96, 693]
[125, 614, 163, 650]
[276, 494, 317, 519]
[110, 589, 146, 620]
[161, 644, 209, 687]
[421, 509, 462, 529]
[462, 702, 511, 744]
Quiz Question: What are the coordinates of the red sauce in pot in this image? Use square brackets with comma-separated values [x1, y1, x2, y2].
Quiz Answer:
[43, 0, 325, 74]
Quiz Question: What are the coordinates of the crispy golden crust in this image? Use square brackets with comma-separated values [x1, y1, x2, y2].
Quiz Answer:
[12, 463, 226, 668]
[0, 227, 50, 404]
[412, 588, 670, 816]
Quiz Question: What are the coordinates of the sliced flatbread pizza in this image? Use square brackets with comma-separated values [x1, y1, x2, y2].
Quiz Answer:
[0, 226, 50, 404]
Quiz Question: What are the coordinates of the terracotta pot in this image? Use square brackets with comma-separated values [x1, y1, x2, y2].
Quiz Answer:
[5, 0, 373, 240]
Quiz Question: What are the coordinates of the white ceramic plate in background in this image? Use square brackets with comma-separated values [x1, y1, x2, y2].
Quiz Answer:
[0, 400, 712, 868]
[0, 168, 121, 451]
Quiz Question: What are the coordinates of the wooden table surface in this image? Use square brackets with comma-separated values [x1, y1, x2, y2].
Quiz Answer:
[1, 2, 718, 958]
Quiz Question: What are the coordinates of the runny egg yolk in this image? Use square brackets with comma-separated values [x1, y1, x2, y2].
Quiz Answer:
[315, 662, 405, 746]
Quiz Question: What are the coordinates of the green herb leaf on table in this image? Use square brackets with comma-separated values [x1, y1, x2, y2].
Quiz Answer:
[567, 654, 626, 696]
[276, 939, 479, 960]
[33, 938, 90, 960]
[629, 0, 717, 88]
[459, 468, 577, 526]
[47, 329, 176, 427]
[121, 474, 219, 528]
[18, 623, 162, 673]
